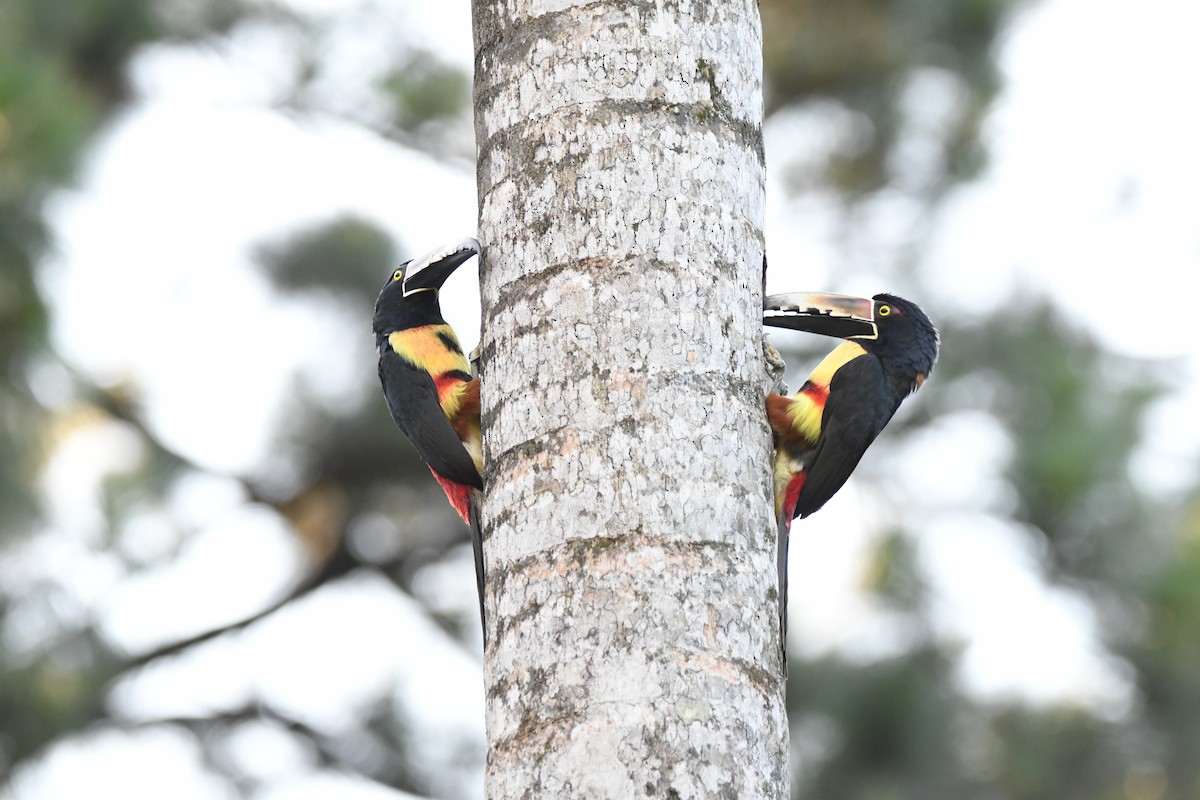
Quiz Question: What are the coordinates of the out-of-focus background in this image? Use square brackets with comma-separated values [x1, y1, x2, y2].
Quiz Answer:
[2, 0, 1199, 797]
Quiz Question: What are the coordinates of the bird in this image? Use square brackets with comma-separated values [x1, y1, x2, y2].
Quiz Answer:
[373, 237, 486, 643]
[763, 291, 939, 666]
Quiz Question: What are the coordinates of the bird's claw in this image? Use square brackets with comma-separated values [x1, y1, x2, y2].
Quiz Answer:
[763, 337, 788, 395]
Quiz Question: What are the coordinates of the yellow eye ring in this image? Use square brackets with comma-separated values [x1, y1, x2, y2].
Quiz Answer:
[392, 268, 404, 282]
[878, 305, 891, 317]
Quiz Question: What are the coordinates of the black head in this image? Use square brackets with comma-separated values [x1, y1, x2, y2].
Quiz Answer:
[860, 293, 939, 384]
[763, 289, 939, 387]
[373, 238, 480, 336]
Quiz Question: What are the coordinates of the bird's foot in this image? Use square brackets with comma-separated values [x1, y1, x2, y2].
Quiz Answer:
[763, 337, 789, 395]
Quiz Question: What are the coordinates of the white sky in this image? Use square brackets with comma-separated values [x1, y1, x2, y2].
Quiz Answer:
[12, 0, 1200, 796]
[930, 0, 1200, 354]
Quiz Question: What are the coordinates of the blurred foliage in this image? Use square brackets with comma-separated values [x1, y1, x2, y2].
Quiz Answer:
[987, 706, 1127, 800]
[1122, 506, 1200, 793]
[256, 216, 398, 300]
[0, 0, 245, 529]
[935, 301, 1170, 586]
[0, 0, 94, 529]
[2, 0, 1200, 799]
[0, 0, 469, 791]
[379, 50, 470, 133]
[761, 0, 1018, 196]
[791, 648, 969, 799]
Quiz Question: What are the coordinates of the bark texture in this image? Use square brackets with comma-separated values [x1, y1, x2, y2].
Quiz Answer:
[472, 1, 787, 796]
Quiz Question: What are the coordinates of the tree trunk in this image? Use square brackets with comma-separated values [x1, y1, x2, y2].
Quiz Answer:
[471, 1, 787, 797]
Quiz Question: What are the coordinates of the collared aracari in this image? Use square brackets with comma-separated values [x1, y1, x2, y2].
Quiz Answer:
[763, 292, 939, 662]
[373, 237, 486, 642]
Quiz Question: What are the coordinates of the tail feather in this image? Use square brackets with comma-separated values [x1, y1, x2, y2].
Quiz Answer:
[777, 514, 790, 677]
[468, 491, 486, 646]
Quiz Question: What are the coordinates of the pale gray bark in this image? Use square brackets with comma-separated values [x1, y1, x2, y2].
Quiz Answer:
[471, 1, 787, 797]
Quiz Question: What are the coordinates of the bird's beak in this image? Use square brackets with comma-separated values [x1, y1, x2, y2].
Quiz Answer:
[402, 237, 482, 296]
[763, 292, 879, 340]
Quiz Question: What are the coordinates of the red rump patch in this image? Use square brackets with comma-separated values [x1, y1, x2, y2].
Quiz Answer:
[430, 468, 472, 525]
[783, 472, 807, 529]
[801, 381, 828, 407]
[433, 374, 464, 405]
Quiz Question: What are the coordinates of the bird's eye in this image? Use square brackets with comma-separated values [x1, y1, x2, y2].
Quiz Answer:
[392, 268, 404, 282]
[878, 305, 891, 317]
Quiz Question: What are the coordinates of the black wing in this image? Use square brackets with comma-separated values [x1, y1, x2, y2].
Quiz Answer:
[794, 355, 897, 519]
[378, 347, 483, 490]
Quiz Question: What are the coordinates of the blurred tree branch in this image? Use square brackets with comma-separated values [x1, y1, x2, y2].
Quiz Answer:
[116, 701, 429, 797]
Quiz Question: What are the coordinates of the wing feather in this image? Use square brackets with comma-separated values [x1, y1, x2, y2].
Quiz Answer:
[378, 348, 483, 490]
[794, 355, 897, 518]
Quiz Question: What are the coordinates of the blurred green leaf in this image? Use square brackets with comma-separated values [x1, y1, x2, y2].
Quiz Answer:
[255, 216, 399, 301]
[380, 52, 469, 132]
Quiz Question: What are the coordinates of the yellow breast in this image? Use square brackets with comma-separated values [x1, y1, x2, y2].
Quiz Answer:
[807, 341, 866, 388]
[388, 325, 470, 379]
[781, 341, 866, 443]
